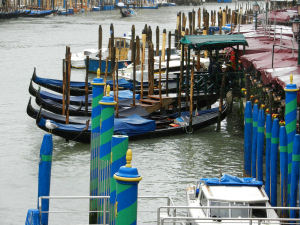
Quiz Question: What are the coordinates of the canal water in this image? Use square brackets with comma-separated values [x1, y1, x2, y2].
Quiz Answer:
[0, 3, 245, 224]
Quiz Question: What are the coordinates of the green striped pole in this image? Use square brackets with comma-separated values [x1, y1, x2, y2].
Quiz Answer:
[114, 149, 142, 225]
[284, 74, 298, 200]
[98, 85, 116, 224]
[110, 135, 129, 224]
[89, 70, 105, 224]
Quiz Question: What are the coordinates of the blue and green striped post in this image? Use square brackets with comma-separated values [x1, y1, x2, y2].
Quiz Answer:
[114, 149, 142, 225]
[251, 101, 259, 178]
[279, 122, 288, 211]
[89, 70, 105, 224]
[98, 85, 117, 224]
[265, 111, 272, 197]
[284, 74, 299, 199]
[270, 118, 279, 206]
[110, 135, 129, 224]
[244, 101, 252, 177]
[37, 134, 53, 225]
[290, 134, 300, 218]
[256, 105, 265, 181]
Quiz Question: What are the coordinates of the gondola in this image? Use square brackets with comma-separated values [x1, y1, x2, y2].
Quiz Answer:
[29, 80, 138, 106]
[31, 68, 133, 96]
[120, 8, 135, 17]
[23, 9, 53, 17]
[34, 103, 227, 143]
[36, 113, 156, 143]
[28, 97, 150, 123]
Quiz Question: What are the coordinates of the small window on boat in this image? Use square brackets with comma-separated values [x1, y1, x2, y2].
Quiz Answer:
[231, 202, 249, 218]
[200, 192, 207, 206]
[250, 202, 267, 218]
[210, 201, 229, 218]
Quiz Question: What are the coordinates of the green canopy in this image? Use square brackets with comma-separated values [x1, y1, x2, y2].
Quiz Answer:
[180, 34, 248, 50]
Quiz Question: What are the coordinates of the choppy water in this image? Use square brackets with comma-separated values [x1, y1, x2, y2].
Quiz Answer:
[0, 4, 245, 224]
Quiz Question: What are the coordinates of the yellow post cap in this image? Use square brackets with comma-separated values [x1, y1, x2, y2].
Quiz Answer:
[290, 73, 293, 84]
[125, 149, 132, 168]
[106, 85, 110, 96]
[97, 68, 101, 78]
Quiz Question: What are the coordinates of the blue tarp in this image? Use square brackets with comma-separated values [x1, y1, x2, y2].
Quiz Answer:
[38, 114, 155, 136]
[39, 89, 139, 104]
[201, 174, 263, 187]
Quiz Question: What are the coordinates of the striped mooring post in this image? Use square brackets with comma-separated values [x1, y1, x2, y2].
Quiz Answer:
[89, 69, 105, 224]
[290, 134, 300, 218]
[265, 112, 272, 198]
[114, 149, 142, 225]
[38, 134, 53, 225]
[98, 85, 117, 224]
[284, 74, 298, 199]
[110, 135, 129, 224]
[244, 101, 252, 177]
[251, 102, 259, 178]
[256, 106, 265, 182]
[279, 122, 288, 210]
[270, 118, 279, 206]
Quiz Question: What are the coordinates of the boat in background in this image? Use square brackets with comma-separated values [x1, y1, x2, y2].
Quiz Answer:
[23, 9, 53, 17]
[120, 7, 136, 17]
[186, 174, 279, 224]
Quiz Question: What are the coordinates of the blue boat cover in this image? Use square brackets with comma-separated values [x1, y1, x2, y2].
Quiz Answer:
[200, 174, 263, 187]
[39, 89, 139, 103]
[38, 114, 155, 136]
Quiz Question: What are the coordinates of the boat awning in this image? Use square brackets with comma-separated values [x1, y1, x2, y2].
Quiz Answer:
[180, 34, 248, 50]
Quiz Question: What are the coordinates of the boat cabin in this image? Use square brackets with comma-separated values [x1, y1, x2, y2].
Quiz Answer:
[196, 184, 269, 218]
[109, 37, 130, 61]
[187, 175, 278, 223]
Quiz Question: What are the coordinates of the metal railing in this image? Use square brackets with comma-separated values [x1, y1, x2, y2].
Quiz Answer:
[157, 205, 300, 225]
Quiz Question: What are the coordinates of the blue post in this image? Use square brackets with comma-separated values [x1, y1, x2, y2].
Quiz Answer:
[279, 122, 288, 208]
[270, 118, 279, 206]
[244, 101, 252, 177]
[37, 134, 53, 225]
[265, 112, 272, 197]
[114, 149, 142, 225]
[256, 106, 265, 181]
[251, 102, 259, 178]
[89, 72, 105, 224]
[110, 135, 129, 224]
[25, 209, 41, 225]
[290, 134, 300, 218]
[284, 75, 299, 198]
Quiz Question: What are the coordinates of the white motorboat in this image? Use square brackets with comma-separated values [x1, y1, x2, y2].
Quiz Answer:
[186, 174, 279, 225]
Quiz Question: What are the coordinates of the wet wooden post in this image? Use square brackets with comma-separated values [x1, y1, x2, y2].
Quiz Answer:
[104, 57, 109, 94]
[62, 59, 66, 115]
[188, 11, 192, 35]
[178, 12, 182, 44]
[155, 26, 159, 56]
[192, 9, 196, 34]
[185, 47, 191, 112]
[85, 56, 89, 115]
[110, 23, 115, 71]
[166, 31, 171, 96]
[132, 41, 136, 106]
[148, 42, 154, 96]
[148, 26, 152, 43]
[140, 30, 146, 100]
[65, 46, 71, 125]
[222, 9, 226, 27]
[182, 13, 186, 34]
[136, 36, 140, 65]
[116, 60, 119, 118]
[216, 72, 226, 131]
[159, 56, 162, 109]
[161, 29, 166, 62]
[189, 58, 195, 133]
[131, 24, 135, 62]
[112, 52, 116, 102]
[178, 44, 184, 116]
[98, 25, 102, 72]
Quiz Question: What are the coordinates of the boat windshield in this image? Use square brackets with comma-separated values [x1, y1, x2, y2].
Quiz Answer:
[210, 201, 229, 218]
[231, 202, 249, 218]
[210, 201, 249, 218]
